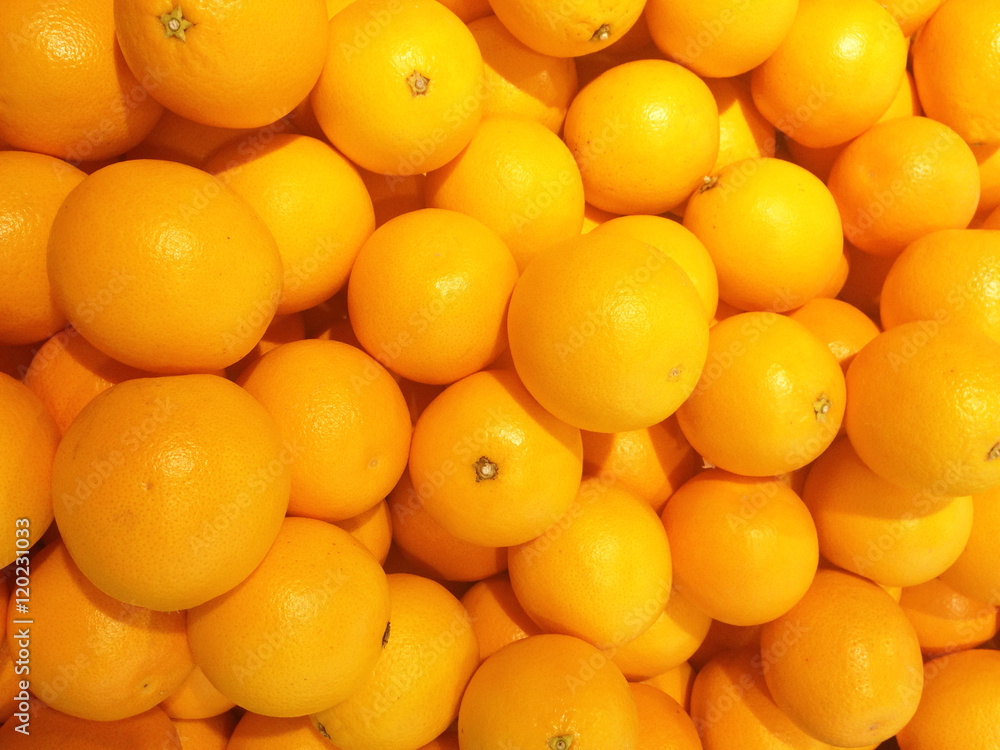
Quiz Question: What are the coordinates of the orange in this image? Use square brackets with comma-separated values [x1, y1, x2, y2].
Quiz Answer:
[880, 229, 1000, 344]
[124, 109, 269, 168]
[0, 372, 60, 568]
[457, 634, 639, 749]
[302, 289, 358, 345]
[593, 214, 719, 321]
[884, 0, 944, 35]
[508, 478, 672, 648]
[629, 683, 702, 750]
[662, 470, 819, 626]
[0, 152, 85, 344]
[815, 247, 851, 300]
[335, 499, 392, 565]
[460, 573, 543, 663]
[0, 342, 37, 381]
[0, 702, 180, 749]
[205, 134, 374, 314]
[347, 208, 518, 385]
[641, 661, 697, 712]
[985, 204, 1000, 229]
[6, 541, 193, 721]
[704, 74, 778, 176]
[676, 313, 846, 476]
[507, 232, 709, 432]
[409, 369, 583, 547]
[387, 473, 507, 582]
[912, 0, 1000, 145]
[426, 117, 584, 272]
[828, 117, 980, 256]
[47, 159, 283, 373]
[563, 59, 719, 214]
[467, 16, 580, 134]
[381, 545, 475, 600]
[24, 329, 154, 435]
[939, 484, 1000, 604]
[239, 339, 411, 522]
[312, 0, 484, 175]
[225, 312, 307, 380]
[607, 587, 711, 680]
[973, 143, 1000, 220]
[51, 374, 290, 611]
[689, 620, 763, 670]
[684, 158, 844, 313]
[751, 0, 908, 148]
[0, 0, 163, 161]
[173, 713, 238, 750]
[395, 377, 446, 425]
[417, 730, 460, 750]
[786, 298, 880, 375]
[836, 241, 895, 322]
[573, 39, 666, 92]
[161, 666, 235, 720]
[188, 517, 390, 717]
[760, 569, 924, 748]
[227, 713, 331, 750]
[897, 648, 1000, 750]
[580, 416, 701, 514]
[899, 578, 999, 657]
[802, 437, 974, 587]
[844, 322, 1000, 495]
[486, 0, 647, 57]
[326, 0, 355, 18]
[581, 201, 619, 232]
[357, 168, 427, 228]
[437, 0, 491, 22]
[645, 0, 798, 77]
[311, 574, 479, 750]
[114, 0, 328, 128]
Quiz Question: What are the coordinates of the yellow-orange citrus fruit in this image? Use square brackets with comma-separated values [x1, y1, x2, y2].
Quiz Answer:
[884, 0, 943, 35]
[704, 74, 778, 176]
[563, 59, 719, 214]
[161, 665, 235, 720]
[358, 168, 427, 228]
[348, 208, 518, 385]
[51, 374, 290, 611]
[836, 241, 895, 322]
[460, 573, 543, 663]
[899, 577, 999, 657]
[457, 634, 640, 749]
[188, 517, 390, 717]
[973, 143, 1000, 220]
[641, 662, 697, 712]
[312, 0, 484, 175]
[786, 298, 880, 375]
[845, 322, 1000, 496]
[688, 619, 762, 671]
[507, 232, 710, 433]
[225, 312, 307, 380]
[487, 0, 646, 57]
[227, 712, 330, 750]
[173, 713, 238, 750]
[114, 0, 328, 128]
[676, 313, 846, 476]
[0, 702, 180, 749]
[335, 499, 392, 565]
[437, 0, 491, 22]
[238, 339, 411, 522]
[124, 109, 268, 168]
[939, 484, 1000, 604]
[629, 683, 702, 750]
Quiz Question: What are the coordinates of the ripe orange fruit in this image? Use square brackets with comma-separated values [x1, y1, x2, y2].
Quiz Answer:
[172, 713, 238, 750]
[227, 712, 330, 750]
[508, 478, 672, 648]
[899, 577, 999, 657]
[24, 329, 154, 435]
[437, 0, 491, 22]
[425, 117, 584, 271]
[645, 0, 798, 77]
[0, 372, 59, 568]
[912, 0, 1000, 145]
[563, 59, 719, 214]
[312, 0, 484, 175]
[939, 484, 1000, 604]
[688, 619, 762, 671]
[467, 16, 579, 134]
[335, 499, 393, 565]
[188, 517, 390, 717]
[662, 470, 819, 626]
[828, 117, 980, 256]
[0, 0, 163, 161]
[124, 109, 270, 168]
[0, 152, 85, 345]
[51, 374, 290, 611]
[409, 369, 583, 547]
[6, 541, 193, 721]
[114, 0, 328, 128]
[897, 649, 1000, 750]
[347, 208, 518, 385]
[457, 634, 639, 749]
[972, 143, 1000, 221]
[238, 339, 411, 522]
[225, 312, 307, 380]
[884, 0, 944, 35]
[593, 214, 719, 321]
[387, 472, 507, 582]
[641, 662, 697, 712]
[205, 134, 375, 314]
[751, 0, 908, 148]
[0, 342, 37, 381]
[760, 569, 924, 747]
[47, 159, 283, 373]
[802, 437, 974, 587]
[507, 232, 709, 433]
[460, 573, 543, 663]
[684, 158, 844, 313]
[487, 0, 646, 57]
[629, 683, 702, 750]
[0, 702, 180, 749]
[358, 168, 427, 228]
[580, 416, 701, 514]
[676, 313, 846, 476]
[311, 574, 480, 750]
[786, 298, 880, 375]
[704, 74, 778, 176]
[880, 229, 1000, 344]
[836, 241, 895, 322]
[161, 665, 235, 720]
[844, 322, 1000, 496]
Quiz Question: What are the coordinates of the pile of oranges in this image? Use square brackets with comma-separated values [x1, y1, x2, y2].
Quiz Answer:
[1, 0, 999, 747]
